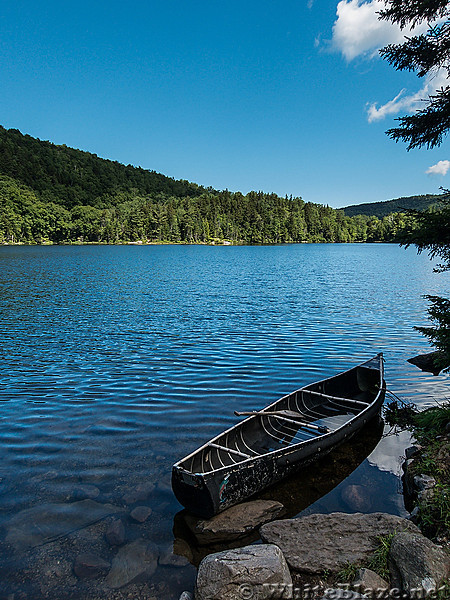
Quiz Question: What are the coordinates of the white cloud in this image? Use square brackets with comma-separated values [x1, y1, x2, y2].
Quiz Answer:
[426, 160, 450, 176]
[329, 0, 447, 123]
[366, 68, 448, 122]
[331, 0, 425, 62]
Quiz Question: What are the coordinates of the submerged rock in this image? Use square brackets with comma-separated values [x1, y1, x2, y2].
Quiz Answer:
[195, 544, 292, 600]
[122, 482, 155, 505]
[389, 531, 450, 594]
[5, 499, 122, 551]
[73, 553, 110, 579]
[106, 539, 158, 589]
[105, 517, 126, 546]
[260, 512, 419, 574]
[341, 485, 372, 512]
[130, 505, 152, 523]
[184, 500, 285, 545]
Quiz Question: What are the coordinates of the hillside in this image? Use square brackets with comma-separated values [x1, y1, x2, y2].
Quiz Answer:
[342, 195, 441, 218]
[0, 126, 410, 245]
[0, 126, 205, 208]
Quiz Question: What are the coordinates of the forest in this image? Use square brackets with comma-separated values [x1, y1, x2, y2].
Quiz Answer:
[0, 126, 418, 245]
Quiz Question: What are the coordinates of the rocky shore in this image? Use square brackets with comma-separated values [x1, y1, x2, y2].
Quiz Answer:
[175, 500, 449, 600]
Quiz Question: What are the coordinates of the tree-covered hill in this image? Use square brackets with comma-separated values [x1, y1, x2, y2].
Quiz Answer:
[342, 194, 441, 218]
[0, 125, 204, 208]
[0, 125, 413, 245]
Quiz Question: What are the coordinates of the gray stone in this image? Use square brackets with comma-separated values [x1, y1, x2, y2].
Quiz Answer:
[418, 488, 435, 502]
[389, 531, 450, 594]
[260, 512, 419, 574]
[5, 499, 122, 551]
[408, 506, 420, 524]
[105, 518, 125, 546]
[130, 505, 152, 523]
[122, 482, 155, 505]
[321, 590, 368, 600]
[73, 553, 110, 579]
[341, 485, 372, 512]
[405, 445, 421, 460]
[159, 550, 190, 567]
[105, 539, 158, 589]
[184, 500, 285, 545]
[407, 351, 442, 376]
[71, 484, 100, 501]
[352, 568, 389, 594]
[195, 544, 292, 600]
[414, 474, 436, 491]
[179, 593, 193, 600]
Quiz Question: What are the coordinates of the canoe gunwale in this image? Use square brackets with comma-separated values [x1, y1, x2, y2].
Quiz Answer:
[173, 354, 385, 478]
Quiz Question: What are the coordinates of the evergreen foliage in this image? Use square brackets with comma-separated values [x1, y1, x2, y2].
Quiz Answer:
[0, 126, 412, 245]
[342, 194, 441, 218]
[379, 0, 450, 149]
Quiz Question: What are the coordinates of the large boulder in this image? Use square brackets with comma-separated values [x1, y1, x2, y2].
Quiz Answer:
[260, 512, 419, 574]
[195, 544, 292, 600]
[184, 500, 285, 545]
[389, 531, 450, 594]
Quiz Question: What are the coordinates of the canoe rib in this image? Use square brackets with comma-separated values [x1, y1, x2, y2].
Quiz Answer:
[172, 353, 385, 518]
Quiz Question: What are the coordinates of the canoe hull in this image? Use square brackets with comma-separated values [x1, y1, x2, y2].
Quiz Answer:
[172, 355, 385, 518]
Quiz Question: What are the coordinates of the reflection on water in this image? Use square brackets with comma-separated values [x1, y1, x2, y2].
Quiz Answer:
[0, 244, 448, 599]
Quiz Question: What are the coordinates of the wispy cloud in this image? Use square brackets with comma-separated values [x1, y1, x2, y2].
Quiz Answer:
[367, 69, 448, 123]
[426, 160, 450, 176]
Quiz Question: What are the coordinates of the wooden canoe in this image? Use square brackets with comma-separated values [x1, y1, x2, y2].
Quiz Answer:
[172, 354, 385, 518]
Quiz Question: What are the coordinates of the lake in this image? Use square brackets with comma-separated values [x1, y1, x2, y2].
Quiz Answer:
[0, 243, 448, 599]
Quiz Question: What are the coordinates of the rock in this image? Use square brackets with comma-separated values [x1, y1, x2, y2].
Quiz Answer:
[122, 482, 155, 505]
[105, 539, 158, 589]
[73, 553, 110, 579]
[418, 488, 435, 502]
[405, 445, 421, 460]
[105, 518, 125, 546]
[159, 550, 190, 567]
[195, 544, 292, 600]
[408, 506, 420, 524]
[352, 568, 389, 594]
[445, 422, 450, 434]
[260, 512, 419, 574]
[321, 590, 368, 600]
[5, 499, 122, 551]
[130, 506, 152, 523]
[341, 485, 372, 512]
[178, 593, 193, 600]
[324, 590, 369, 599]
[71, 484, 100, 501]
[184, 500, 285, 545]
[414, 474, 436, 491]
[389, 531, 450, 594]
[407, 351, 442, 376]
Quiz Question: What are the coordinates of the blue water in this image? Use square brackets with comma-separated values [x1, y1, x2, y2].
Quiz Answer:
[0, 244, 448, 599]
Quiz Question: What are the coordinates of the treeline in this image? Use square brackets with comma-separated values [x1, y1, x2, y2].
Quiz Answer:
[0, 125, 415, 245]
[343, 194, 440, 218]
[0, 175, 412, 245]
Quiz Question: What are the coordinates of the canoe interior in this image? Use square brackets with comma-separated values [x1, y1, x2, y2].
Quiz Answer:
[177, 356, 383, 476]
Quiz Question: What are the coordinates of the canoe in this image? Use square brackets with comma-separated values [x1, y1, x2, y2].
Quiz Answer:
[172, 354, 385, 518]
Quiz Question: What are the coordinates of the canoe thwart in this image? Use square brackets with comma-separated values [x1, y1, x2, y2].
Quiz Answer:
[304, 390, 370, 407]
[234, 410, 330, 434]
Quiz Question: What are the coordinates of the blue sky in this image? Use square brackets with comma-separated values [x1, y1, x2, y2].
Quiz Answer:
[0, 0, 448, 207]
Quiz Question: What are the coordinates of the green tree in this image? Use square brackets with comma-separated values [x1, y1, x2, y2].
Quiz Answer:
[379, 0, 450, 371]
[379, 0, 450, 149]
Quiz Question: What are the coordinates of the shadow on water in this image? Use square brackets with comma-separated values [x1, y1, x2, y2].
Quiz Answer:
[173, 415, 386, 566]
